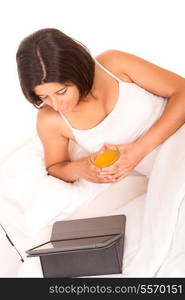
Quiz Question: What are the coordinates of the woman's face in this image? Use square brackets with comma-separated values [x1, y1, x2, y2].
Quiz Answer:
[33, 82, 81, 113]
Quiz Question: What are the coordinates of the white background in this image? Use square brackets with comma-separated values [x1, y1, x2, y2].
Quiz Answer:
[0, 0, 184, 159]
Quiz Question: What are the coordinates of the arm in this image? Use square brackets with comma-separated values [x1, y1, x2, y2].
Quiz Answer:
[46, 160, 80, 183]
[99, 49, 185, 155]
[97, 91, 185, 182]
[95, 50, 185, 182]
[135, 88, 185, 156]
[37, 107, 113, 183]
[37, 107, 79, 183]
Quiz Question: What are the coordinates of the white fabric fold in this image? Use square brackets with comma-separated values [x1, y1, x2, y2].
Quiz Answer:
[0, 138, 112, 233]
[122, 124, 185, 277]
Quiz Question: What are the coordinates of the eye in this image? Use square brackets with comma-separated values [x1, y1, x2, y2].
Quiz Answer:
[57, 89, 67, 95]
[38, 96, 48, 100]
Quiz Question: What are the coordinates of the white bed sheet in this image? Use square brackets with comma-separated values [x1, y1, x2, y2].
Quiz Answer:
[1, 124, 185, 277]
[0, 136, 147, 277]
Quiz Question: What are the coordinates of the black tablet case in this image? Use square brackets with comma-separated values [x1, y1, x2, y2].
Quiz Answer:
[26, 214, 126, 277]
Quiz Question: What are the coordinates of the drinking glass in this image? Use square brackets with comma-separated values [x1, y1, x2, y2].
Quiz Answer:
[90, 144, 120, 168]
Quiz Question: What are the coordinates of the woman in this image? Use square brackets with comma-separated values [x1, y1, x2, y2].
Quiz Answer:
[16, 28, 185, 184]
[16, 28, 185, 276]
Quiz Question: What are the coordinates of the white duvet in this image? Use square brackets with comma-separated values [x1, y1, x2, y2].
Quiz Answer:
[0, 124, 185, 277]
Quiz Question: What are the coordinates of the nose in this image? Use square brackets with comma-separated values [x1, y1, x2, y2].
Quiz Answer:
[50, 96, 68, 112]
[50, 96, 59, 111]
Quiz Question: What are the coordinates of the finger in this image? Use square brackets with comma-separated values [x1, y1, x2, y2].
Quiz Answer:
[110, 175, 125, 183]
[101, 164, 118, 172]
[113, 171, 130, 182]
[89, 163, 102, 173]
[99, 169, 119, 176]
[104, 143, 116, 150]
[98, 172, 117, 179]
[86, 177, 105, 184]
[86, 176, 113, 184]
[100, 164, 132, 177]
[97, 175, 114, 182]
[99, 175, 115, 182]
[112, 168, 131, 179]
[101, 160, 134, 174]
[98, 145, 107, 152]
[99, 165, 127, 176]
[100, 164, 119, 173]
[115, 174, 128, 182]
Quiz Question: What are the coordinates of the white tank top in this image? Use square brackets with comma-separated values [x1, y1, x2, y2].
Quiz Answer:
[59, 58, 167, 153]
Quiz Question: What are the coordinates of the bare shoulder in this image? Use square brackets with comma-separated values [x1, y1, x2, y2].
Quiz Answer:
[95, 49, 121, 64]
[95, 49, 133, 83]
[37, 105, 57, 121]
[37, 105, 67, 138]
[37, 104, 58, 119]
[37, 105, 59, 132]
[96, 49, 185, 97]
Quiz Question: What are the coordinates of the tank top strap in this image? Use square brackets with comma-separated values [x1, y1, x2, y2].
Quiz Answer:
[94, 58, 122, 82]
[60, 111, 74, 131]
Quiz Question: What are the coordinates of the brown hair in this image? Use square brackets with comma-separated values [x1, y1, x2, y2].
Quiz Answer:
[16, 28, 95, 109]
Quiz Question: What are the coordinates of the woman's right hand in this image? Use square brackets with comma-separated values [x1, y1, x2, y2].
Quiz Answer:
[74, 155, 115, 184]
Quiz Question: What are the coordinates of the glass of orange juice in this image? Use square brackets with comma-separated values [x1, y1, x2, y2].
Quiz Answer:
[90, 144, 120, 168]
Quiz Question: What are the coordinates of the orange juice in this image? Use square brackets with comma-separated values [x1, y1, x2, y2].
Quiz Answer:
[93, 150, 119, 168]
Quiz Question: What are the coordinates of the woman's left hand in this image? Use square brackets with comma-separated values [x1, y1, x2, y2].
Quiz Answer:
[97, 142, 145, 182]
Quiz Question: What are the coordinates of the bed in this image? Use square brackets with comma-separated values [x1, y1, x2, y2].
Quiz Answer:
[0, 125, 185, 277]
